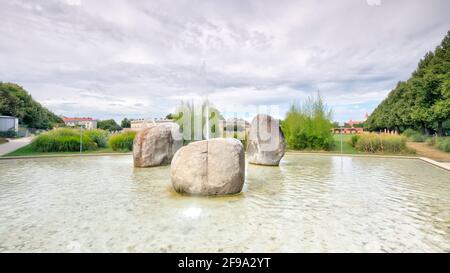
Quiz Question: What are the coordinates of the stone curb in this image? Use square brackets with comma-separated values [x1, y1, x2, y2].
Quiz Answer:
[0, 153, 132, 160]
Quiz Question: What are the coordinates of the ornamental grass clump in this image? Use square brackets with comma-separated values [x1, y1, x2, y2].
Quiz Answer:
[31, 128, 97, 152]
[84, 129, 108, 148]
[353, 133, 409, 153]
[108, 131, 136, 151]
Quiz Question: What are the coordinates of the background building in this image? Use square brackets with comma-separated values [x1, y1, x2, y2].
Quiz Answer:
[0, 116, 19, 133]
[218, 118, 250, 138]
[332, 113, 368, 134]
[129, 118, 175, 131]
[347, 113, 369, 128]
[63, 117, 98, 130]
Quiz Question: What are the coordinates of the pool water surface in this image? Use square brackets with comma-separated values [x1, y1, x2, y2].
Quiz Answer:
[0, 154, 449, 252]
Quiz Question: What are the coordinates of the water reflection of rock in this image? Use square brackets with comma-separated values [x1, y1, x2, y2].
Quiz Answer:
[131, 164, 252, 252]
[246, 163, 284, 192]
[243, 155, 337, 251]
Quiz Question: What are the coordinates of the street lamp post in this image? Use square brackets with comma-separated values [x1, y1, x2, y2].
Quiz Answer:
[80, 126, 83, 153]
[205, 101, 210, 140]
[338, 122, 344, 154]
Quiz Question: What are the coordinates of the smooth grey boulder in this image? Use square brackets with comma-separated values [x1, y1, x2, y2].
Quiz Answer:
[133, 123, 182, 167]
[171, 138, 245, 196]
[247, 114, 285, 166]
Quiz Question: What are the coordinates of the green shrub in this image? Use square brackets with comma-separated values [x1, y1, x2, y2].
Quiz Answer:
[402, 128, 420, 138]
[426, 137, 436, 146]
[349, 135, 360, 147]
[353, 133, 408, 153]
[402, 129, 427, 142]
[428, 137, 450, 153]
[281, 94, 334, 151]
[108, 131, 136, 151]
[0, 129, 18, 138]
[84, 129, 108, 148]
[409, 133, 427, 142]
[31, 128, 97, 152]
[436, 138, 450, 152]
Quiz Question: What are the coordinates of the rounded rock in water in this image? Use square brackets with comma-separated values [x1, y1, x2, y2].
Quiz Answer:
[247, 114, 286, 166]
[133, 123, 183, 167]
[171, 138, 245, 196]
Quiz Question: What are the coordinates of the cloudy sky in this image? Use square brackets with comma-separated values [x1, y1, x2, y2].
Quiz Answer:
[1, 0, 449, 122]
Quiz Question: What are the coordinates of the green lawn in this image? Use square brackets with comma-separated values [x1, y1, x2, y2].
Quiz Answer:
[288, 134, 414, 156]
[287, 134, 359, 154]
[330, 134, 359, 154]
[4, 144, 129, 157]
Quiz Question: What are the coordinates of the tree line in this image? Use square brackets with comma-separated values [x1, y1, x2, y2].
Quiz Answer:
[366, 30, 450, 136]
[0, 82, 137, 132]
[0, 82, 63, 129]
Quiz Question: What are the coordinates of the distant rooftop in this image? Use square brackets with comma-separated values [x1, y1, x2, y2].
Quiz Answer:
[131, 118, 173, 123]
[63, 117, 96, 121]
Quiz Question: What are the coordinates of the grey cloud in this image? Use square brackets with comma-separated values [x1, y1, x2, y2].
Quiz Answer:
[0, 0, 449, 122]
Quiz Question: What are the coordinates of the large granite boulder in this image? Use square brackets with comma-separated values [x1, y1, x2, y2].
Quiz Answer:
[247, 114, 285, 166]
[171, 138, 245, 196]
[133, 123, 183, 167]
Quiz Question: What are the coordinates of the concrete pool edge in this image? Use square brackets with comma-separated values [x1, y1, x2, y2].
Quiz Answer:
[417, 157, 450, 172]
[1, 151, 449, 172]
[0, 152, 132, 160]
[286, 151, 450, 172]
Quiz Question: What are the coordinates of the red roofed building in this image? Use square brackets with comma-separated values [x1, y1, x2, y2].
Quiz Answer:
[62, 117, 98, 130]
[347, 112, 369, 128]
[332, 113, 368, 134]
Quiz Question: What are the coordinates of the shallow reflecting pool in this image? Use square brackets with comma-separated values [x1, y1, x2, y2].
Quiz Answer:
[0, 154, 449, 252]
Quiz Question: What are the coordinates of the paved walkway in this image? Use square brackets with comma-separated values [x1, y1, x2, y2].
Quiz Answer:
[0, 137, 33, 156]
[407, 142, 450, 162]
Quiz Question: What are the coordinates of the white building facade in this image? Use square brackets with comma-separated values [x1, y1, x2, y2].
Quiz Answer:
[129, 118, 175, 131]
[0, 116, 19, 132]
[63, 117, 98, 130]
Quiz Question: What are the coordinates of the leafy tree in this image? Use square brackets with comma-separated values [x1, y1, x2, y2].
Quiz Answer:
[0, 82, 63, 129]
[121, 118, 131, 128]
[366, 30, 450, 135]
[98, 119, 122, 131]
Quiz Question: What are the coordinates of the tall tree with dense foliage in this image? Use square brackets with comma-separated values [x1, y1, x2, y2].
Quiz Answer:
[97, 119, 122, 131]
[0, 82, 63, 129]
[366, 30, 450, 135]
[121, 118, 131, 128]
[281, 93, 334, 150]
